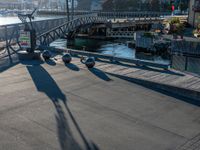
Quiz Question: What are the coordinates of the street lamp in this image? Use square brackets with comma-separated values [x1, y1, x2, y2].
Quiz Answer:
[66, 0, 70, 21]
[71, 0, 74, 20]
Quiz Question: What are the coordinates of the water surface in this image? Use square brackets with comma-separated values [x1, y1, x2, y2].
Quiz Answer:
[51, 38, 170, 64]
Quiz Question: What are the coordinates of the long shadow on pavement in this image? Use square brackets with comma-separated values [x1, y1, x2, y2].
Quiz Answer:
[108, 72, 200, 107]
[0, 61, 19, 73]
[88, 68, 112, 82]
[97, 59, 185, 76]
[45, 59, 57, 66]
[65, 63, 80, 71]
[27, 64, 99, 150]
[0, 56, 19, 73]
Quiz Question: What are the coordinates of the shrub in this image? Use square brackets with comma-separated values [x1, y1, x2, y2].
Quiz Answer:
[170, 17, 180, 24]
[169, 18, 184, 34]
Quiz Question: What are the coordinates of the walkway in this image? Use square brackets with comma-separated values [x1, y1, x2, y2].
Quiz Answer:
[0, 56, 199, 150]
[177, 133, 200, 150]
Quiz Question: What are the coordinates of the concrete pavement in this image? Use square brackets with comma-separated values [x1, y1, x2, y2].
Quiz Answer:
[0, 59, 200, 150]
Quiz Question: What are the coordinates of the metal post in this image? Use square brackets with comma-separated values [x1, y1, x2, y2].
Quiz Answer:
[71, 0, 74, 20]
[66, 0, 70, 21]
[5, 26, 13, 63]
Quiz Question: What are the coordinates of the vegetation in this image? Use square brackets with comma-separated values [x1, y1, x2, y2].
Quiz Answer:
[169, 18, 184, 35]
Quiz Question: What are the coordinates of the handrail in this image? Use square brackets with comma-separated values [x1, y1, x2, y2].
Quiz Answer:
[37, 16, 107, 38]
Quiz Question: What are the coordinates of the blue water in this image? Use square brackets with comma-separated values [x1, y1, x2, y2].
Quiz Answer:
[51, 38, 170, 64]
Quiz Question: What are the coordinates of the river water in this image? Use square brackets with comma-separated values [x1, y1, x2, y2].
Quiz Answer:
[51, 38, 170, 64]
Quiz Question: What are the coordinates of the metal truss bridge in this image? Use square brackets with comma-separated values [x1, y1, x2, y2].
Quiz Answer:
[0, 11, 170, 59]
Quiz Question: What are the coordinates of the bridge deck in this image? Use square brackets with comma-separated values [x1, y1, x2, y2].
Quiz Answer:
[0, 56, 200, 150]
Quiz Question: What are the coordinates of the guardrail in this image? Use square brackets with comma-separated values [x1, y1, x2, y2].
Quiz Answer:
[37, 10, 97, 16]
[97, 11, 171, 19]
[0, 16, 71, 59]
[171, 40, 200, 57]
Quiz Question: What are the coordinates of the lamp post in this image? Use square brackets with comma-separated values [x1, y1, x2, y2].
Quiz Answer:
[71, 0, 74, 20]
[66, 0, 70, 21]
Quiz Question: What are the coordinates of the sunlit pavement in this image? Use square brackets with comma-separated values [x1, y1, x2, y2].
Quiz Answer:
[0, 59, 200, 150]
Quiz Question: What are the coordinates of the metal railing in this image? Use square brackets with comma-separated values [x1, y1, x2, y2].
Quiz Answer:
[171, 40, 200, 75]
[97, 11, 171, 19]
[37, 16, 108, 46]
[0, 17, 70, 59]
[171, 40, 200, 57]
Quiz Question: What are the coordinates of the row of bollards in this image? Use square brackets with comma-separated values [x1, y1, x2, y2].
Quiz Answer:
[42, 50, 95, 68]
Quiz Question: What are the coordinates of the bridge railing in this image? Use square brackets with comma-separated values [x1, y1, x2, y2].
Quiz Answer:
[171, 40, 200, 56]
[0, 16, 71, 58]
[97, 11, 171, 19]
[37, 10, 97, 16]
[37, 16, 108, 46]
[171, 40, 200, 75]
[0, 12, 169, 59]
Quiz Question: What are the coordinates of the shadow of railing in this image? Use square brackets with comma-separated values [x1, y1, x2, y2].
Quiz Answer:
[88, 67, 112, 81]
[97, 59, 185, 77]
[0, 54, 19, 73]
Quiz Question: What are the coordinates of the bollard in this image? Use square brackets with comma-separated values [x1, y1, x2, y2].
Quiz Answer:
[85, 57, 95, 68]
[62, 53, 72, 63]
[42, 50, 52, 60]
